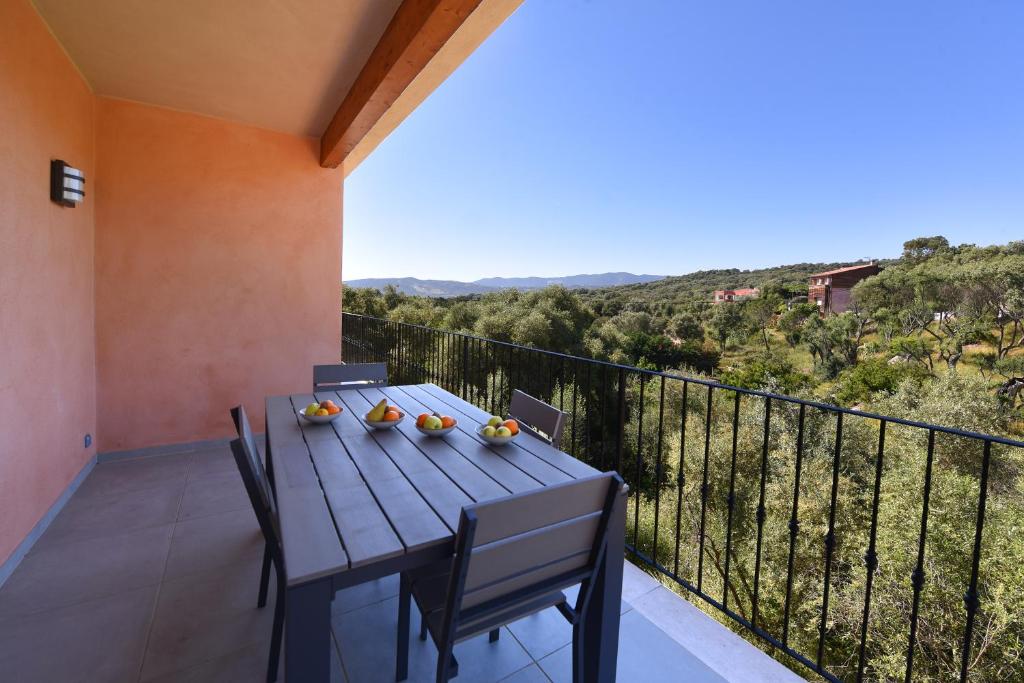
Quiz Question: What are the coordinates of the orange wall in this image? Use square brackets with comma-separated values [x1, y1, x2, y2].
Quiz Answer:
[94, 98, 343, 452]
[0, 0, 97, 564]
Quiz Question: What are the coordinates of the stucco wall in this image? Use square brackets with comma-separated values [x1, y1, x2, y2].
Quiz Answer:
[94, 98, 343, 452]
[0, 0, 97, 564]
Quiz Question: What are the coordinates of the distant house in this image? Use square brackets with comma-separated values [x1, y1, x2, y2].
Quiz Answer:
[713, 287, 760, 304]
[807, 263, 880, 314]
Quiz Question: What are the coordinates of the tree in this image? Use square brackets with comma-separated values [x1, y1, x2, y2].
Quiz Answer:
[901, 235, 950, 263]
[667, 311, 704, 343]
[777, 303, 817, 347]
[705, 303, 745, 351]
[743, 292, 782, 351]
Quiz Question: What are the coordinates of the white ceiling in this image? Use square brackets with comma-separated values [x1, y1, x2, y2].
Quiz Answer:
[32, 0, 404, 136]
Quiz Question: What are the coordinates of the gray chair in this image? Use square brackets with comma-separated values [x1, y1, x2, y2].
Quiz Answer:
[230, 405, 285, 683]
[312, 362, 388, 392]
[396, 472, 624, 683]
[508, 389, 568, 445]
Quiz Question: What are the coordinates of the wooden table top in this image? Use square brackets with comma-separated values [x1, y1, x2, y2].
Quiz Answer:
[265, 383, 600, 587]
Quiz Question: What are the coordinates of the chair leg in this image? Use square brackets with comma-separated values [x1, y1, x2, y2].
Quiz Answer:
[420, 616, 428, 641]
[257, 542, 272, 608]
[489, 629, 499, 643]
[437, 645, 457, 683]
[571, 621, 584, 683]
[396, 575, 411, 682]
[267, 561, 285, 683]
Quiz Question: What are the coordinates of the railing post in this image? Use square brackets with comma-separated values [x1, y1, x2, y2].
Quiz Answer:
[461, 335, 469, 400]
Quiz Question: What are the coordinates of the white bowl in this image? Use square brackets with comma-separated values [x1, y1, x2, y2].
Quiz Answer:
[298, 408, 343, 424]
[363, 411, 405, 430]
[476, 424, 517, 446]
[416, 419, 457, 437]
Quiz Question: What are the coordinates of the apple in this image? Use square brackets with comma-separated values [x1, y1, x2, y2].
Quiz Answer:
[424, 415, 443, 430]
[486, 415, 503, 428]
[495, 426, 512, 437]
[304, 403, 320, 416]
[482, 426, 497, 437]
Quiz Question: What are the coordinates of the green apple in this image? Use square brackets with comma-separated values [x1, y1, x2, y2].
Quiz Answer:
[304, 403, 321, 416]
[424, 415, 443, 430]
[495, 426, 512, 437]
[487, 415, 503, 428]
[482, 426, 497, 437]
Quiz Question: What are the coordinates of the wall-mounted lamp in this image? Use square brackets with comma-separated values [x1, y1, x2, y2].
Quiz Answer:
[50, 159, 85, 207]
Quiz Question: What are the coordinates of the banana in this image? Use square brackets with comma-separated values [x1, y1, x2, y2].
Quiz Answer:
[367, 398, 388, 422]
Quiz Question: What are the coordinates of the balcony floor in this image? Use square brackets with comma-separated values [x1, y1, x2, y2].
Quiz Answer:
[0, 444, 801, 682]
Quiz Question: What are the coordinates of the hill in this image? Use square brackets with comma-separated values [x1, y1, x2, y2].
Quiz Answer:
[345, 272, 664, 297]
[343, 277, 496, 297]
[473, 272, 663, 289]
[579, 260, 880, 306]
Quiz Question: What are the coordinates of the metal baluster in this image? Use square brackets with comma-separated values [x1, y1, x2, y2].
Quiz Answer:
[817, 412, 843, 671]
[959, 439, 993, 682]
[673, 381, 689, 578]
[697, 385, 713, 592]
[490, 341, 496, 415]
[723, 391, 741, 608]
[616, 368, 626, 475]
[752, 397, 771, 628]
[571, 360, 579, 458]
[856, 420, 887, 681]
[904, 429, 935, 683]
[782, 403, 807, 645]
[653, 376, 666, 566]
[583, 362, 591, 465]
[634, 374, 646, 551]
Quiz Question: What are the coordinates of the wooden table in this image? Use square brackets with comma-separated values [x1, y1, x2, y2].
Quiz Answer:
[265, 383, 626, 682]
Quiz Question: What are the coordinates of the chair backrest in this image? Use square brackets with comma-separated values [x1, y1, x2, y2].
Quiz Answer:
[229, 405, 279, 548]
[440, 472, 622, 642]
[313, 362, 388, 392]
[508, 389, 567, 445]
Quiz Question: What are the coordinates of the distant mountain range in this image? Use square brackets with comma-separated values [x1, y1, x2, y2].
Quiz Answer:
[344, 272, 665, 297]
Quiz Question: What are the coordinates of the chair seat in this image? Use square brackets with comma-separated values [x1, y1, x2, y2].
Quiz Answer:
[405, 565, 567, 645]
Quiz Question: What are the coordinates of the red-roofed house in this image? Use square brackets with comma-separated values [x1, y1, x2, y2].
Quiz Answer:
[713, 287, 760, 304]
[808, 263, 880, 313]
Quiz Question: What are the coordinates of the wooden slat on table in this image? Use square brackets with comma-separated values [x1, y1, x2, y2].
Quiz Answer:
[332, 390, 472, 530]
[400, 384, 577, 485]
[418, 383, 599, 480]
[375, 386, 544, 494]
[266, 395, 307, 450]
[315, 391, 452, 551]
[306, 438, 404, 568]
[265, 396, 349, 585]
[357, 386, 517, 501]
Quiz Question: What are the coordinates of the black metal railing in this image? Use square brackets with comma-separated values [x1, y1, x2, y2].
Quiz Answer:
[341, 312, 1024, 682]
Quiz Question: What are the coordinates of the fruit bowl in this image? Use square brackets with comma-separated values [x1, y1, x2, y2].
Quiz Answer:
[416, 422, 457, 437]
[298, 407, 343, 424]
[364, 411, 405, 430]
[477, 424, 517, 446]
[477, 417, 520, 445]
[415, 413, 457, 437]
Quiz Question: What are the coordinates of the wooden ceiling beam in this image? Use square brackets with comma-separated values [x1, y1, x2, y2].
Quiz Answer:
[319, 0, 485, 169]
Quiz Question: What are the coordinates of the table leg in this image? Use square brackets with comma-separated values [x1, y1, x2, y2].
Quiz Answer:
[580, 488, 626, 682]
[285, 577, 333, 682]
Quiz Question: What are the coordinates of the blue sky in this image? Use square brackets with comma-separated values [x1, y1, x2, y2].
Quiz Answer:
[344, 0, 1024, 282]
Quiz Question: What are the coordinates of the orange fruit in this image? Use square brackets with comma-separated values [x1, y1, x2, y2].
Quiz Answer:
[440, 416, 456, 428]
[416, 413, 429, 428]
[387, 405, 398, 413]
[502, 419, 519, 435]
[383, 410, 400, 421]
[327, 405, 341, 415]
[315, 408, 330, 416]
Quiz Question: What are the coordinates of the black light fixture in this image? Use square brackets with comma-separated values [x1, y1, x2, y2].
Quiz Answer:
[50, 159, 85, 207]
